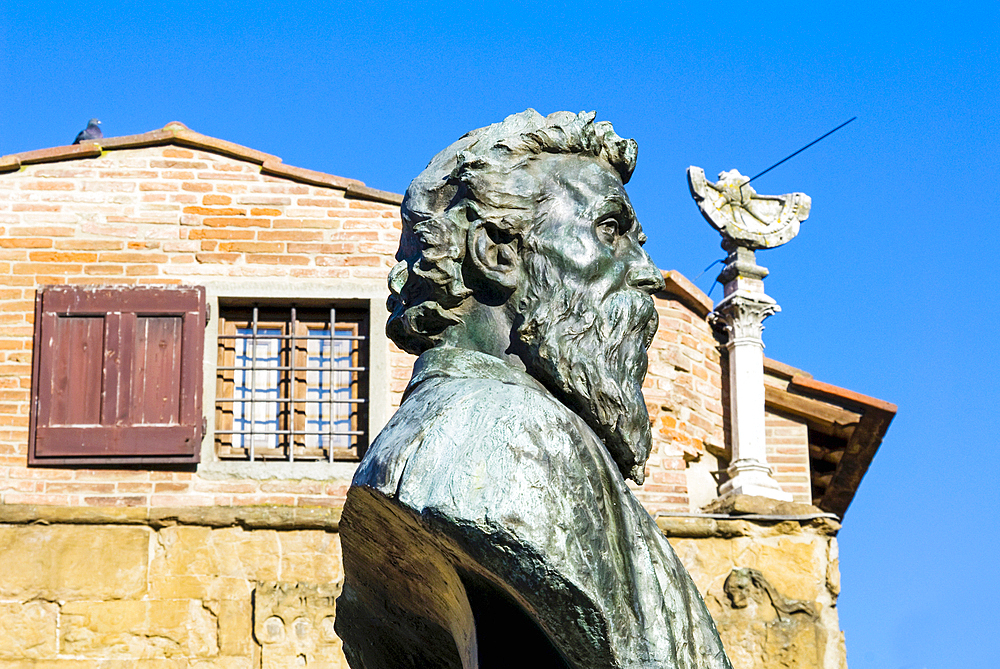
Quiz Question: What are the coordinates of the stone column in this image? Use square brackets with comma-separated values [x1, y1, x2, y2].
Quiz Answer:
[712, 244, 791, 501]
[687, 167, 811, 502]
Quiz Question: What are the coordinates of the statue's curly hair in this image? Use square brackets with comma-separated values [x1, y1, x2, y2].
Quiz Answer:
[387, 109, 638, 355]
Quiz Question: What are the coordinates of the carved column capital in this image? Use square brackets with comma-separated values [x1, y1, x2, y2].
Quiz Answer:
[710, 292, 779, 348]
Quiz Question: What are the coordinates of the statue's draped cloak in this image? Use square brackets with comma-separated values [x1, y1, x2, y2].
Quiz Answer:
[339, 347, 732, 669]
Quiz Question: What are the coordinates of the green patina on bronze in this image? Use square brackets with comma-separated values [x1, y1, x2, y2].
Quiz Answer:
[337, 110, 734, 669]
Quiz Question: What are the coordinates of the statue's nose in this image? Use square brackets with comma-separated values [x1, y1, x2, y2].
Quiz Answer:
[627, 252, 666, 295]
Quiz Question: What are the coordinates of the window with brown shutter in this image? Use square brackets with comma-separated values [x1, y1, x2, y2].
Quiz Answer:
[214, 303, 369, 462]
[28, 285, 206, 465]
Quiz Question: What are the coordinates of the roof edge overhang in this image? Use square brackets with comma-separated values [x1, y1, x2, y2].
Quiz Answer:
[0, 122, 404, 206]
[658, 269, 714, 317]
[763, 357, 897, 519]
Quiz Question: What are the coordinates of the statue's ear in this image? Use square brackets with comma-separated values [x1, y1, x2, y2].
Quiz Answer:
[469, 220, 519, 290]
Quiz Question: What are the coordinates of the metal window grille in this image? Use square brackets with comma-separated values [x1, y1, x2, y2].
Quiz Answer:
[215, 304, 368, 462]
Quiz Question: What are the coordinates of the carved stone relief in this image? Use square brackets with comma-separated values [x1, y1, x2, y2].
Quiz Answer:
[715, 568, 828, 669]
[254, 582, 345, 669]
[724, 568, 817, 621]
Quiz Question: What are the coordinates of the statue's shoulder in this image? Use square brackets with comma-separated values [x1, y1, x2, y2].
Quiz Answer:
[394, 370, 579, 445]
[353, 359, 589, 495]
[401, 347, 578, 429]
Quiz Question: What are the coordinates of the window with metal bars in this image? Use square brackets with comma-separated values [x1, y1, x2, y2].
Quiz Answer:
[214, 303, 369, 462]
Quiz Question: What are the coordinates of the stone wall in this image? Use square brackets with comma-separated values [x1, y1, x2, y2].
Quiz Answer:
[0, 508, 346, 668]
[663, 511, 845, 669]
[0, 504, 845, 669]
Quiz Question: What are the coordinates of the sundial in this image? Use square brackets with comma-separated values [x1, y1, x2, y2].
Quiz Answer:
[687, 166, 811, 250]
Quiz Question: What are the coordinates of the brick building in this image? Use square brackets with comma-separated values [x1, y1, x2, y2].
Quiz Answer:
[0, 124, 894, 669]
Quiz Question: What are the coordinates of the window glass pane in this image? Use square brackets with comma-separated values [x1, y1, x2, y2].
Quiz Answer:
[305, 328, 354, 451]
[233, 327, 282, 451]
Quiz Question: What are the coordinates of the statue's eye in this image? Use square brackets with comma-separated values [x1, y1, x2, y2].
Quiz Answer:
[596, 215, 621, 244]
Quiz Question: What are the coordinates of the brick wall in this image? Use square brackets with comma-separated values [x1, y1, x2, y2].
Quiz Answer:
[765, 409, 812, 504]
[0, 134, 414, 510]
[638, 277, 726, 513]
[0, 128, 814, 515]
[0, 129, 845, 669]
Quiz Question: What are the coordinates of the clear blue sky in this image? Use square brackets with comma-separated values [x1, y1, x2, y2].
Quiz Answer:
[2, 2, 997, 666]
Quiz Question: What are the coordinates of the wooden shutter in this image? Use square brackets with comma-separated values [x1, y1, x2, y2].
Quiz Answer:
[29, 285, 206, 465]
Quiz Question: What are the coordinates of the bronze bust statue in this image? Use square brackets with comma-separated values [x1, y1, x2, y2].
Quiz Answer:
[336, 110, 732, 669]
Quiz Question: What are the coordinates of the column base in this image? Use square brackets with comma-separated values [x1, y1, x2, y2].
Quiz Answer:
[718, 459, 793, 502]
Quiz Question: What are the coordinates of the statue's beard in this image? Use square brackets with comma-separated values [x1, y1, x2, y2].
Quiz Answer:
[514, 253, 658, 484]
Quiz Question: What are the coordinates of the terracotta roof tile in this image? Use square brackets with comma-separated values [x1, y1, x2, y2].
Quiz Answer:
[764, 357, 812, 380]
[345, 183, 404, 205]
[0, 122, 404, 206]
[789, 375, 897, 415]
[261, 159, 358, 192]
[658, 269, 713, 317]
[0, 142, 103, 172]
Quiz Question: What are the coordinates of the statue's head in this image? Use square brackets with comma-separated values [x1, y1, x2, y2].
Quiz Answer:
[388, 109, 665, 483]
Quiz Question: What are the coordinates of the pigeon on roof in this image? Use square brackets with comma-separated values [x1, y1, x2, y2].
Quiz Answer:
[73, 119, 102, 144]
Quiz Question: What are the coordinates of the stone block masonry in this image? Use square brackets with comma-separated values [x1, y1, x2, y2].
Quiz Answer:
[0, 505, 846, 669]
[0, 512, 349, 668]
[663, 514, 846, 669]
